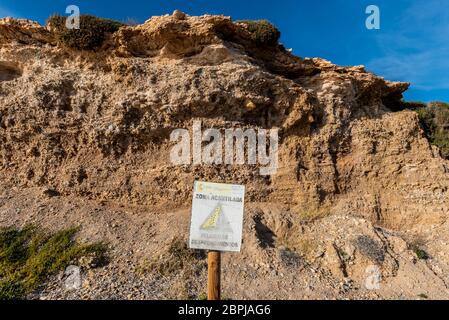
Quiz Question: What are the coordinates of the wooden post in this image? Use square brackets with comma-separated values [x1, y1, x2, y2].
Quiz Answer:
[207, 251, 221, 300]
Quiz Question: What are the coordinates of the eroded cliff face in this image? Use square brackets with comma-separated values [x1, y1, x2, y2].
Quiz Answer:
[1, 14, 449, 299]
[1, 15, 446, 228]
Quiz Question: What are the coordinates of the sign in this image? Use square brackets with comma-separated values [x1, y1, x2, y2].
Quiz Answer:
[189, 181, 245, 252]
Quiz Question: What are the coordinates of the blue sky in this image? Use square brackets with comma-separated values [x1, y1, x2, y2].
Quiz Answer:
[1, 0, 448, 102]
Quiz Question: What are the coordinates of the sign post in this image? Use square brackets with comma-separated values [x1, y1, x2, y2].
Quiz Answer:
[189, 181, 245, 301]
[207, 251, 221, 300]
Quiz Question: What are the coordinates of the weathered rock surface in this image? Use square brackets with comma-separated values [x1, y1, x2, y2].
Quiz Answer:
[0, 14, 448, 300]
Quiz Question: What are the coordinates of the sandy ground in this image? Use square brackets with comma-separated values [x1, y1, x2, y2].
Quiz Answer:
[1, 186, 448, 300]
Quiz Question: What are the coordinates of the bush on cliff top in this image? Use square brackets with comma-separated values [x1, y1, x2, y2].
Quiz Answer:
[47, 15, 124, 50]
[409, 101, 449, 159]
[235, 20, 281, 46]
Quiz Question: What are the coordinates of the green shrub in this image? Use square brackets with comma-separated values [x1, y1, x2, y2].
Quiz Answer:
[235, 20, 281, 46]
[415, 107, 435, 135]
[400, 101, 428, 110]
[413, 247, 429, 260]
[0, 225, 107, 300]
[47, 15, 124, 50]
[429, 101, 449, 109]
[412, 102, 449, 159]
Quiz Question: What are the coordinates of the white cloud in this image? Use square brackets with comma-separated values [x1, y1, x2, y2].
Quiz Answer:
[367, 0, 449, 90]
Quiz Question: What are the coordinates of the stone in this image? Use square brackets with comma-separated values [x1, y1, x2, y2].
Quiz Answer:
[63, 265, 81, 291]
[172, 10, 186, 20]
[245, 100, 257, 111]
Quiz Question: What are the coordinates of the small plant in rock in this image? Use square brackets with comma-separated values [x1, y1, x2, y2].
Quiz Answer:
[47, 15, 124, 50]
[144, 237, 206, 277]
[197, 292, 207, 300]
[279, 248, 302, 269]
[354, 235, 385, 264]
[298, 207, 329, 222]
[0, 225, 107, 300]
[408, 237, 430, 261]
[413, 247, 430, 260]
[140, 237, 207, 299]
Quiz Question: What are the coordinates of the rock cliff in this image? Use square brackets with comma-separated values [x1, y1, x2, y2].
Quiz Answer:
[1, 13, 448, 299]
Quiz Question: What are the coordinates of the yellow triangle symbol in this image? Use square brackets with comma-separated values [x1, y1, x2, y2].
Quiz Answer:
[201, 205, 221, 230]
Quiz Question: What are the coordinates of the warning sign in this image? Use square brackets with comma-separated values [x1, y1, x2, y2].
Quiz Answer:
[189, 181, 245, 252]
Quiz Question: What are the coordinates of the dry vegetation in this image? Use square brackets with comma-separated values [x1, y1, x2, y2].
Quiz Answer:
[0, 225, 107, 300]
